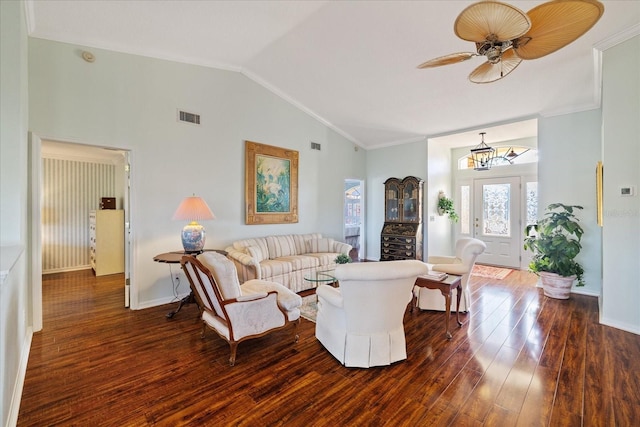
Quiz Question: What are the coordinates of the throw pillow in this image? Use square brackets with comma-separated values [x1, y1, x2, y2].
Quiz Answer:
[266, 235, 297, 259]
[307, 237, 334, 253]
[246, 246, 267, 263]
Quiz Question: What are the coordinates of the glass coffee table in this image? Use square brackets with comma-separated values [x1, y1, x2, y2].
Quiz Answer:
[304, 269, 338, 287]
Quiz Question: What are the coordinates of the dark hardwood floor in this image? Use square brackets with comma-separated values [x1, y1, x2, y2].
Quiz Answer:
[18, 268, 640, 426]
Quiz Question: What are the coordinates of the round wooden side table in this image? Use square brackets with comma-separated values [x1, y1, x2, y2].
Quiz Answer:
[153, 249, 227, 318]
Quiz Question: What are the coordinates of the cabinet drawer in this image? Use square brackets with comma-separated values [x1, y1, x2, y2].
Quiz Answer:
[382, 243, 415, 252]
[381, 253, 415, 261]
[381, 247, 415, 258]
[381, 235, 416, 245]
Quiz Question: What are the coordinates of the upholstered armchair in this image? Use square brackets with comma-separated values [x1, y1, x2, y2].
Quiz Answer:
[413, 238, 486, 313]
[181, 252, 302, 366]
[315, 260, 428, 368]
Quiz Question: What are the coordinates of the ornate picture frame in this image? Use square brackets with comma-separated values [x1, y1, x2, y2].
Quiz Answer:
[245, 141, 298, 225]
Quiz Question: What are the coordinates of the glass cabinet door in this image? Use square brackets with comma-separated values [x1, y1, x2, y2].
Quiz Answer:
[385, 182, 400, 221]
[402, 181, 418, 222]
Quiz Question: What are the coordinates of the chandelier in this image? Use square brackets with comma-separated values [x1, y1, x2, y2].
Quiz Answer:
[470, 132, 496, 171]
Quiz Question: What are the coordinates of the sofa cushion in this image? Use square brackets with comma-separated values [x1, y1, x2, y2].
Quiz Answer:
[259, 259, 293, 278]
[292, 233, 322, 254]
[307, 237, 335, 253]
[277, 255, 319, 271]
[305, 252, 336, 266]
[197, 252, 241, 300]
[266, 235, 297, 259]
[233, 237, 269, 258]
[246, 245, 267, 263]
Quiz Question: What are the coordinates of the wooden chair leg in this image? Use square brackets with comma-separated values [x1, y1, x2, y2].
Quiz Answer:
[229, 342, 238, 366]
[292, 319, 300, 343]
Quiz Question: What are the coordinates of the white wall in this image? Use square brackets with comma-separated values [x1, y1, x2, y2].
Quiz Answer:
[365, 139, 428, 261]
[28, 38, 366, 308]
[601, 34, 640, 334]
[0, 1, 30, 425]
[427, 138, 454, 257]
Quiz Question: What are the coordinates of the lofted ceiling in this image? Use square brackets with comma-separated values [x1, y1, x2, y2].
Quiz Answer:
[26, 1, 640, 149]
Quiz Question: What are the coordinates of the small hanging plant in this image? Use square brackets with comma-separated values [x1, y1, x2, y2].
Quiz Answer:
[438, 191, 459, 222]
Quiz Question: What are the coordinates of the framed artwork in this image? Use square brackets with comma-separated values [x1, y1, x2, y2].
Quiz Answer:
[596, 161, 603, 227]
[245, 141, 299, 225]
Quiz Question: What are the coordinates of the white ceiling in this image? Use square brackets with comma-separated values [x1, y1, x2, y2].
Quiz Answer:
[26, 1, 640, 149]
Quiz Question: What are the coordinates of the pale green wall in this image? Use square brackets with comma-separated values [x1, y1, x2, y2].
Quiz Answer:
[0, 1, 30, 425]
[601, 35, 640, 333]
[538, 109, 603, 297]
[1, 0, 28, 244]
[365, 140, 428, 261]
[28, 38, 366, 307]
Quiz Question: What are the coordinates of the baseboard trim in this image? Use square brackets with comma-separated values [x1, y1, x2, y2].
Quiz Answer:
[8, 326, 33, 427]
[135, 292, 190, 310]
[599, 316, 640, 335]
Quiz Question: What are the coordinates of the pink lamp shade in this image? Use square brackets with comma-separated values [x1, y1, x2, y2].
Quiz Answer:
[172, 196, 215, 253]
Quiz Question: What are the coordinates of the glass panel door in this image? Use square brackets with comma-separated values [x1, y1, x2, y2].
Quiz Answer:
[385, 182, 400, 221]
[402, 181, 419, 222]
[473, 177, 521, 268]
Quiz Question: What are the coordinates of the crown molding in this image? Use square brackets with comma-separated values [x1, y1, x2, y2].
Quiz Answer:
[24, 0, 36, 34]
[594, 23, 640, 51]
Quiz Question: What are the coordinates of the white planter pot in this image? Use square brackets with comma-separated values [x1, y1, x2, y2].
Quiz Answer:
[539, 272, 576, 299]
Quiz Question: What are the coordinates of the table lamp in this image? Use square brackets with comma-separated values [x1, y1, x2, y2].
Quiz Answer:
[172, 195, 215, 253]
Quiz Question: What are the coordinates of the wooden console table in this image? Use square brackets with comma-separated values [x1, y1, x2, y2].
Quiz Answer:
[153, 249, 227, 319]
[412, 274, 463, 339]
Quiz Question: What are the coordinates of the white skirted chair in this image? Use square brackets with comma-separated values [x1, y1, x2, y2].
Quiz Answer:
[180, 252, 302, 366]
[315, 260, 428, 368]
[413, 238, 486, 313]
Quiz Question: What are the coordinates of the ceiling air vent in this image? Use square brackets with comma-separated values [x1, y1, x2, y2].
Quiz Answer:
[311, 142, 321, 151]
[178, 109, 201, 125]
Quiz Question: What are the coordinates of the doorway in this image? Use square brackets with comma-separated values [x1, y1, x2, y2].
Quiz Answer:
[344, 179, 364, 261]
[31, 135, 132, 330]
[472, 176, 521, 268]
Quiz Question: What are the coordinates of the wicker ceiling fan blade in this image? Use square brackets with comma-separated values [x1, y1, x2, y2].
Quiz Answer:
[514, 0, 605, 60]
[454, 0, 531, 43]
[469, 49, 522, 83]
[417, 52, 477, 69]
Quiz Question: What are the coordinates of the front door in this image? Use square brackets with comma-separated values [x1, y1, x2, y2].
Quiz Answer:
[473, 177, 521, 268]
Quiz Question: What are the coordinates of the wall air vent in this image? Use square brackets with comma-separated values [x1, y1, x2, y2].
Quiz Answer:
[178, 110, 201, 125]
[311, 142, 321, 151]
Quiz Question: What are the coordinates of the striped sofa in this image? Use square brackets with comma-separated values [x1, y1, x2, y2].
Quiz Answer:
[225, 233, 352, 293]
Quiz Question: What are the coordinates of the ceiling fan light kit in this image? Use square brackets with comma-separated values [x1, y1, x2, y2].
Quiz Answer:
[418, 0, 605, 83]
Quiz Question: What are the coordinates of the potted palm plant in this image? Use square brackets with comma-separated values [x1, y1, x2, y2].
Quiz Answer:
[523, 203, 585, 299]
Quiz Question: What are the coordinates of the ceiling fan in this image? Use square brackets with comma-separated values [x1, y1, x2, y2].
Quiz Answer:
[418, 0, 605, 83]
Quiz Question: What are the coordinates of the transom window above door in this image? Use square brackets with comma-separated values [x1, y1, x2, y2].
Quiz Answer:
[458, 146, 537, 170]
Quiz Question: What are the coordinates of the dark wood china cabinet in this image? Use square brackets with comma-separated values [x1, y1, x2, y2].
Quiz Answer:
[380, 176, 424, 261]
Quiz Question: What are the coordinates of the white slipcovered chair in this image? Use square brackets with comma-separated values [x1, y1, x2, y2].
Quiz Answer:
[180, 252, 302, 366]
[413, 238, 486, 313]
[315, 260, 428, 368]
